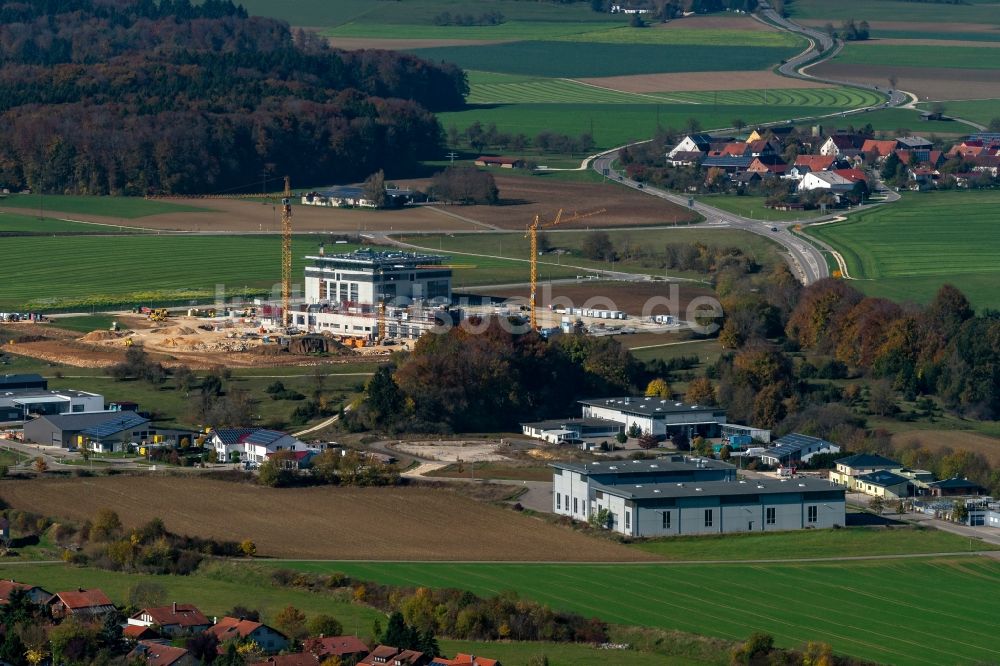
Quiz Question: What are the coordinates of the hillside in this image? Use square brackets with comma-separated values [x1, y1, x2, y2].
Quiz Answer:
[0, 0, 467, 195]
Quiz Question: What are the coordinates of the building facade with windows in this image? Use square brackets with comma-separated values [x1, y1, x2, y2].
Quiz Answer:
[304, 249, 452, 307]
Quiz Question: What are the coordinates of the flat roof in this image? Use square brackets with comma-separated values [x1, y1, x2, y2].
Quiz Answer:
[593, 477, 845, 500]
[305, 250, 449, 267]
[521, 417, 622, 430]
[580, 396, 722, 416]
[552, 456, 734, 476]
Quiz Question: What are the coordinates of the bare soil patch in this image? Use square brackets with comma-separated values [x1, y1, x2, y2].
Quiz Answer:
[326, 36, 510, 50]
[442, 175, 699, 230]
[15, 199, 479, 233]
[473, 281, 715, 317]
[809, 62, 1000, 100]
[394, 440, 511, 463]
[578, 70, 830, 93]
[891, 430, 1000, 468]
[0, 476, 659, 561]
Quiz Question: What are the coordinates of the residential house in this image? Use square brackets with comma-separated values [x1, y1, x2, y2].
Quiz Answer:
[793, 155, 836, 174]
[128, 603, 212, 637]
[431, 654, 501, 666]
[128, 640, 198, 666]
[243, 429, 306, 464]
[758, 433, 840, 467]
[360, 645, 430, 666]
[861, 139, 898, 162]
[48, 588, 117, 618]
[927, 477, 985, 497]
[252, 656, 320, 666]
[969, 154, 1000, 177]
[0, 580, 52, 605]
[124, 625, 161, 642]
[746, 155, 789, 177]
[908, 166, 939, 190]
[746, 126, 793, 143]
[828, 453, 899, 490]
[895, 149, 944, 168]
[209, 427, 261, 462]
[668, 133, 714, 158]
[666, 150, 704, 167]
[207, 616, 289, 654]
[746, 139, 779, 158]
[302, 636, 370, 663]
[819, 134, 865, 158]
[854, 470, 910, 499]
[474, 156, 525, 169]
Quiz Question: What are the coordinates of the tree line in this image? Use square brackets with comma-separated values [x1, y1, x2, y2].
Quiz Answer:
[0, 0, 468, 194]
[449, 122, 595, 156]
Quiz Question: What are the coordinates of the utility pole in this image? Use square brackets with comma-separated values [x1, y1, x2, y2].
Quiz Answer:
[446, 152, 458, 164]
[281, 176, 292, 328]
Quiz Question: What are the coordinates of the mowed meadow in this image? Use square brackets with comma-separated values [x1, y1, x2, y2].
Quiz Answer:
[288, 558, 1000, 666]
[805, 190, 1000, 309]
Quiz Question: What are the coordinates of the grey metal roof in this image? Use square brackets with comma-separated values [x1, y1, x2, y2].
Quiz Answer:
[551, 456, 734, 476]
[521, 417, 622, 430]
[928, 477, 983, 489]
[579, 396, 722, 417]
[32, 411, 134, 432]
[0, 374, 46, 388]
[835, 453, 899, 468]
[763, 433, 836, 459]
[80, 412, 149, 438]
[761, 444, 801, 460]
[593, 477, 845, 500]
[855, 470, 909, 487]
[244, 429, 288, 446]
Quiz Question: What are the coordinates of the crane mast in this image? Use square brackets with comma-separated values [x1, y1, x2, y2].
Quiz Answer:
[281, 176, 292, 328]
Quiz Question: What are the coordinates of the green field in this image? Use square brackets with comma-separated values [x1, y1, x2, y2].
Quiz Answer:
[0, 194, 210, 219]
[440, 103, 824, 152]
[550, 26, 802, 47]
[694, 196, 825, 222]
[805, 191, 1000, 309]
[439, 640, 701, 666]
[409, 42, 803, 78]
[834, 43, 1000, 71]
[633, 526, 997, 560]
[0, 236, 359, 311]
[790, 0, 1000, 25]
[874, 28, 1000, 42]
[465, 75, 883, 109]
[917, 99, 1000, 126]
[840, 107, 975, 134]
[279, 557, 1000, 666]
[328, 20, 626, 41]
[0, 211, 131, 234]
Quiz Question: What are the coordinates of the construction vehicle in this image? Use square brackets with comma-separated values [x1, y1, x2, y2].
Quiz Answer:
[109, 321, 119, 332]
[525, 207, 604, 329]
[148, 308, 169, 322]
[280, 176, 293, 327]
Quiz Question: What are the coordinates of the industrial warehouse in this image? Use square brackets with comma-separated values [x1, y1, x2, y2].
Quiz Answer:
[552, 457, 846, 537]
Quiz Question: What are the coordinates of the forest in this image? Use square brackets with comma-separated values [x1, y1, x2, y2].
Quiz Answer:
[0, 0, 468, 194]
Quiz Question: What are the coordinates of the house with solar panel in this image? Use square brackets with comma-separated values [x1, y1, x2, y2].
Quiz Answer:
[208, 427, 307, 466]
[758, 433, 840, 468]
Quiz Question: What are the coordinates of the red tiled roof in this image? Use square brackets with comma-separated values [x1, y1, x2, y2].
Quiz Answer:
[124, 625, 160, 640]
[54, 588, 114, 610]
[134, 604, 210, 628]
[360, 646, 426, 665]
[0, 580, 38, 603]
[833, 168, 867, 182]
[129, 640, 190, 666]
[794, 155, 835, 171]
[861, 139, 897, 156]
[475, 156, 521, 165]
[303, 635, 369, 657]
[720, 143, 749, 157]
[431, 654, 500, 666]
[207, 616, 265, 642]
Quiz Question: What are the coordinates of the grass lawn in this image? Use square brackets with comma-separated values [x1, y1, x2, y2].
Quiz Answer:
[46, 315, 119, 333]
[873, 28, 1000, 42]
[789, 0, 1000, 25]
[276, 557, 1000, 665]
[409, 42, 802, 78]
[804, 190, 1000, 309]
[916, 99, 1000, 125]
[842, 107, 977, 134]
[632, 526, 998, 560]
[834, 43, 1000, 71]
[0, 236, 360, 311]
[0, 194, 210, 219]
[625, 338, 723, 366]
[0, 561, 381, 632]
[695, 195, 825, 222]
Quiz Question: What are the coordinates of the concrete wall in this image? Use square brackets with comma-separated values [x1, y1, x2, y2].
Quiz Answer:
[553, 469, 590, 521]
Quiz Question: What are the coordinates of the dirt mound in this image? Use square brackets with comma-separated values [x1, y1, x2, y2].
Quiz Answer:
[80, 330, 120, 342]
[161, 326, 197, 336]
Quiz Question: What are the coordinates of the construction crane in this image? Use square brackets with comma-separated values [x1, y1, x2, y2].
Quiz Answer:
[281, 176, 292, 328]
[526, 207, 605, 329]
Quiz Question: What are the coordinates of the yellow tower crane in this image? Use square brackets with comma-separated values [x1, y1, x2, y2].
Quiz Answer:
[281, 176, 292, 328]
[526, 207, 604, 329]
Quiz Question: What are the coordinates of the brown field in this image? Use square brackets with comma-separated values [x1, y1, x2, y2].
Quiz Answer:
[809, 63, 1000, 100]
[14, 199, 481, 233]
[0, 476, 659, 561]
[891, 430, 1000, 468]
[473, 281, 715, 317]
[578, 71, 831, 94]
[443, 175, 700, 229]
